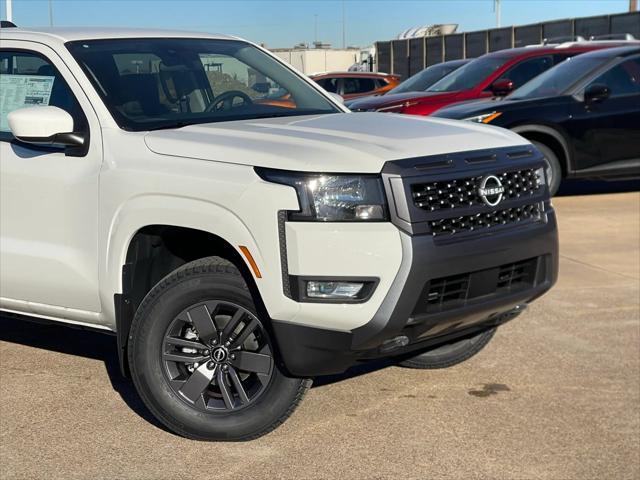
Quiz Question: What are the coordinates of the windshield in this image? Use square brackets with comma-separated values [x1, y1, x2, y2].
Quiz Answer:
[389, 62, 465, 94]
[509, 56, 605, 100]
[427, 56, 504, 93]
[67, 38, 339, 131]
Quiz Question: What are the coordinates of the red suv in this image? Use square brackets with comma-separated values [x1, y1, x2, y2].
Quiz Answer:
[349, 42, 635, 115]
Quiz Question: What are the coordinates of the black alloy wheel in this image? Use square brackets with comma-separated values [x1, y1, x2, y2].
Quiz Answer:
[162, 300, 273, 411]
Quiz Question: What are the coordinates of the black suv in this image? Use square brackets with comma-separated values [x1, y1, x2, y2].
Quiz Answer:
[433, 46, 640, 194]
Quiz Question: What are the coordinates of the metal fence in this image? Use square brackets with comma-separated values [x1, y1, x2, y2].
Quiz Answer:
[375, 11, 639, 75]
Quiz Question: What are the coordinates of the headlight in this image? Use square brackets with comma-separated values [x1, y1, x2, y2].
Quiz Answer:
[256, 168, 388, 221]
[464, 111, 502, 124]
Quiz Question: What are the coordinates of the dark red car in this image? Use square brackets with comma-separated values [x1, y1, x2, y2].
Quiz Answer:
[349, 41, 635, 115]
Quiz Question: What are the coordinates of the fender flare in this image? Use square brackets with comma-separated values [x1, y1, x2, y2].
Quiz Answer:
[102, 195, 266, 374]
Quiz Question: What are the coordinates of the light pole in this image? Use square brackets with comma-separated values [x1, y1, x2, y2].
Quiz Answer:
[495, 0, 501, 28]
[342, 0, 346, 49]
[49, 0, 54, 26]
[6, 0, 13, 22]
[314, 14, 318, 44]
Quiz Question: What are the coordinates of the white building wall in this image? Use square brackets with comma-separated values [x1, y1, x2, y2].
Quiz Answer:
[271, 49, 360, 75]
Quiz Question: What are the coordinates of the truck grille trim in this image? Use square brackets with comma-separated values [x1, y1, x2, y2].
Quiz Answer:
[382, 146, 549, 238]
[412, 168, 542, 212]
[415, 257, 540, 315]
[429, 202, 543, 237]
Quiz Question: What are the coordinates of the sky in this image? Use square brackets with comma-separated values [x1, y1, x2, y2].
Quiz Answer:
[0, 0, 633, 48]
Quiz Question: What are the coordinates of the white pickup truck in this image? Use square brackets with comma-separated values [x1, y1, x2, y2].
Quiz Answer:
[0, 25, 558, 441]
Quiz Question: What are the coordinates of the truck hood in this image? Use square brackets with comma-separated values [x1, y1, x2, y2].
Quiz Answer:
[144, 112, 529, 173]
[348, 91, 463, 111]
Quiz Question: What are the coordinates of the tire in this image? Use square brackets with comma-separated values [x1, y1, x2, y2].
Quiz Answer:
[398, 327, 496, 369]
[128, 256, 311, 441]
[532, 141, 562, 196]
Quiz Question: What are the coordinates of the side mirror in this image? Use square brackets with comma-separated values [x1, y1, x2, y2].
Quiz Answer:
[584, 83, 610, 104]
[491, 78, 515, 97]
[7, 106, 85, 147]
[327, 92, 345, 105]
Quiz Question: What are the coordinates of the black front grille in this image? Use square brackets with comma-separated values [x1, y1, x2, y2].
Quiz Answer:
[423, 274, 470, 313]
[412, 168, 542, 212]
[429, 202, 542, 237]
[416, 257, 540, 315]
[497, 258, 536, 290]
[383, 146, 549, 239]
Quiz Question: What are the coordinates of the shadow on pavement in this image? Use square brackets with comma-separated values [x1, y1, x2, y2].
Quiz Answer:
[0, 312, 390, 395]
[556, 178, 639, 197]
[313, 359, 396, 388]
[0, 313, 168, 432]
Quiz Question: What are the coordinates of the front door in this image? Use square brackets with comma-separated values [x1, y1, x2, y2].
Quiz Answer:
[0, 42, 102, 315]
[569, 56, 640, 171]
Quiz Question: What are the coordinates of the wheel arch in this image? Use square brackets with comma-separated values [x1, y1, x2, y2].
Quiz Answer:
[104, 196, 267, 376]
[511, 124, 573, 175]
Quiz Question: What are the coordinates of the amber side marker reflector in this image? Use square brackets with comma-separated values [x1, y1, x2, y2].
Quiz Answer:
[482, 112, 503, 124]
[239, 246, 262, 278]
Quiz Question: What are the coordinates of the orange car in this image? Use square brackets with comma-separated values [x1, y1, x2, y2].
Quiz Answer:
[310, 72, 401, 100]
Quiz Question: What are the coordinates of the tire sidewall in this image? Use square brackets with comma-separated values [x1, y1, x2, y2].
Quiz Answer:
[129, 268, 305, 440]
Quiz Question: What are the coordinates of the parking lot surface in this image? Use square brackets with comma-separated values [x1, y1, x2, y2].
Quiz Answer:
[1, 188, 639, 480]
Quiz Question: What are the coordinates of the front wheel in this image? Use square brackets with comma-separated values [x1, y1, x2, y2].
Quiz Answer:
[128, 257, 311, 441]
[398, 327, 496, 369]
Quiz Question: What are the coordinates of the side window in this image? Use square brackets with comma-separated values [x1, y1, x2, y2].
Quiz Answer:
[317, 77, 339, 93]
[0, 51, 84, 137]
[343, 77, 376, 94]
[588, 58, 640, 97]
[374, 78, 388, 88]
[499, 56, 554, 89]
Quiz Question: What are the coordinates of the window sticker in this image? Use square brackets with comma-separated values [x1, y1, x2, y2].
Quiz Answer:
[0, 75, 55, 131]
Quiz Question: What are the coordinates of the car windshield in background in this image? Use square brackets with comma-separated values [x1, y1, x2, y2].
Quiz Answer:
[66, 38, 339, 131]
[509, 56, 604, 100]
[426, 57, 504, 93]
[388, 63, 464, 94]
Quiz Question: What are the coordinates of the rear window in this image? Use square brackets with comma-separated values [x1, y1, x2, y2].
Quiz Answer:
[316, 77, 339, 93]
[343, 77, 376, 94]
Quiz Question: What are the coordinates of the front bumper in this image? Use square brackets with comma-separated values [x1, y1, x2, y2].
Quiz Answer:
[272, 211, 558, 376]
[271, 146, 559, 377]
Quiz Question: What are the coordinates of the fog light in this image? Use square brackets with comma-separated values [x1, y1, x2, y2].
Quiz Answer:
[306, 281, 364, 299]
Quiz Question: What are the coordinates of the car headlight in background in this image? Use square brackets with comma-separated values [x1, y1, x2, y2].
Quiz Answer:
[256, 168, 388, 221]
[464, 111, 503, 124]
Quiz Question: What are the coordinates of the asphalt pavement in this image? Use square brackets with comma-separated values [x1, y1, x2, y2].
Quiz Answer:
[1, 181, 639, 479]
